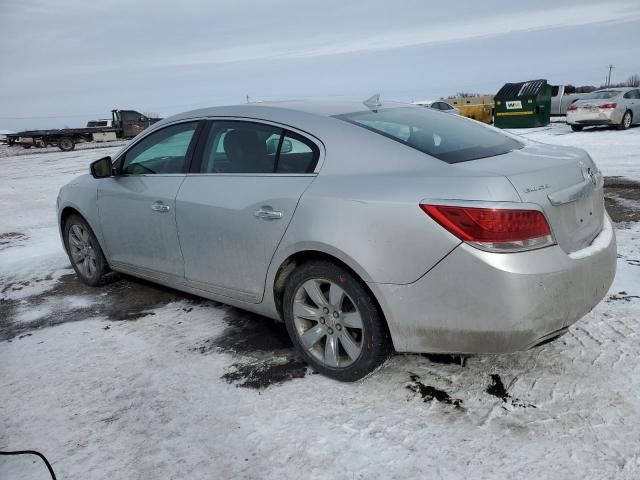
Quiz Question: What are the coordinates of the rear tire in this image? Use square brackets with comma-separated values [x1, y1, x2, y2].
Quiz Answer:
[283, 261, 391, 381]
[63, 214, 110, 286]
[618, 111, 632, 130]
[58, 136, 75, 151]
[570, 124, 583, 132]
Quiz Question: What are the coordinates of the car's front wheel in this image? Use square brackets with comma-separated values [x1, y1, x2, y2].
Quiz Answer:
[570, 124, 583, 132]
[63, 214, 110, 286]
[618, 111, 633, 130]
[283, 261, 391, 381]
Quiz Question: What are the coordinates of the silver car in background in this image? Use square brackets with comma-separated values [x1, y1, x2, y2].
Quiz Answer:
[412, 100, 460, 115]
[57, 101, 616, 381]
[567, 87, 640, 131]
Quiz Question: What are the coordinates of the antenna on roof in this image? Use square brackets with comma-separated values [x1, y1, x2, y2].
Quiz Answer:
[363, 93, 381, 110]
[246, 95, 250, 104]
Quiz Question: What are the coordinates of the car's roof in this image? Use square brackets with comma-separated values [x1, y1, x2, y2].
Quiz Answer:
[163, 99, 415, 124]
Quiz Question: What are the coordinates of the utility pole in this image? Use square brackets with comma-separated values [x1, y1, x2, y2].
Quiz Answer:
[607, 64, 615, 86]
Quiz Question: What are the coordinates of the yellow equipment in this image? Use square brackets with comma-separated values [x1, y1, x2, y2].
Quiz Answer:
[443, 95, 494, 124]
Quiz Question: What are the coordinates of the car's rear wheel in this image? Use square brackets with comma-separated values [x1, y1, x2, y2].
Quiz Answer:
[63, 214, 110, 286]
[618, 111, 632, 130]
[570, 124, 583, 132]
[283, 261, 390, 381]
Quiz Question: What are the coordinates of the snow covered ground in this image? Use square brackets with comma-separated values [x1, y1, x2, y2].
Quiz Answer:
[509, 122, 640, 181]
[1, 125, 640, 479]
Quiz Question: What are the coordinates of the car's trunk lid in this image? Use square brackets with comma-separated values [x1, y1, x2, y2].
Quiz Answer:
[455, 142, 604, 253]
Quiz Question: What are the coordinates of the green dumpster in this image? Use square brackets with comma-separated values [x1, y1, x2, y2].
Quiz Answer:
[494, 79, 551, 128]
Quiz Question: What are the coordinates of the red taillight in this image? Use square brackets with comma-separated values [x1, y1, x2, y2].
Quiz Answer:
[420, 204, 554, 252]
[567, 104, 578, 111]
[599, 103, 617, 109]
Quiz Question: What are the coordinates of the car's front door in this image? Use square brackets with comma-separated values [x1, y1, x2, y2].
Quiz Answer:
[98, 121, 201, 278]
[175, 120, 320, 303]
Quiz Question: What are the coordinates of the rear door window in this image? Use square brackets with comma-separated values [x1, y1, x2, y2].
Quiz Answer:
[199, 121, 319, 174]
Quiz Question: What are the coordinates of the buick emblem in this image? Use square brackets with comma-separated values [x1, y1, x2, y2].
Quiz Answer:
[580, 161, 599, 186]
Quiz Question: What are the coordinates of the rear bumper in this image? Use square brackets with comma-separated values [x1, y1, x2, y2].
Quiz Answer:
[567, 109, 622, 125]
[371, 215, 617, 354]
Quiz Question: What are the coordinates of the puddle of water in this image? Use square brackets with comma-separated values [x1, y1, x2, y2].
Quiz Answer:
[0, 273, 204, 341]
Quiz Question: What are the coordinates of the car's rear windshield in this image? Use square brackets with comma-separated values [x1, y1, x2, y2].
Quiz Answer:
[583, 90, 621, 99]
[334, 107, 523, 164]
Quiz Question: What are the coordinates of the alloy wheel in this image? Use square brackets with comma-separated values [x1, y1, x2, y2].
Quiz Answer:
[292, 279, 364, 368]
[68, 224, 97, 278]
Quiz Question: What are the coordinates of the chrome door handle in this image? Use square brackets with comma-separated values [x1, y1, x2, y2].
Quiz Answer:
[151, 201, 171, 212]
[254, 207, 282, 220]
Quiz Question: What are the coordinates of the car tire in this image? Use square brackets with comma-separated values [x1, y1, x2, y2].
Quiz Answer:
[58, 137, 75, 151]
[618, 111, 632, 130]
[570, 124, 583, 132]
[283, 261, 391, 381]
[63, 214, 110, 286]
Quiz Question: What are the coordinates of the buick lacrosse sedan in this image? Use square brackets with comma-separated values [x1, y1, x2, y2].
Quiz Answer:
[57, 100, 616, 381]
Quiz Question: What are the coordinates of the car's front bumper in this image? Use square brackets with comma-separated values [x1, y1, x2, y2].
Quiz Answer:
[370, 215, 617, 354]
[567, 108, 623, 125]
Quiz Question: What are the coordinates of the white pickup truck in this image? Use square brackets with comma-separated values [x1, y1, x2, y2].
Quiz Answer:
[550, 85, 590, 115]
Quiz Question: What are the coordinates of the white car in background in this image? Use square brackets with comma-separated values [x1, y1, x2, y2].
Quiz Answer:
[412, 100, 460, 115]
[566, 87, 640, 131]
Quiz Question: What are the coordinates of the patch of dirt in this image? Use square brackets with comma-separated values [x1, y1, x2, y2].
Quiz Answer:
[190, 308, 309, 389]
[604, 178, 640, 224]
[486, 374, 536, 409]
[406, 373, 463, 409]
[0, 231, 29, 251]
[209, 309, 293, 354]
[221, 358, 308, 389]
[606, 291, 640, 303]
[0, 273, 205, 341]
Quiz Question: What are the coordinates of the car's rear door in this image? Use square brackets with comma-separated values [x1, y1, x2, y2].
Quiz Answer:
[97, 121, 202, 278]
[175, 119, 320, 303]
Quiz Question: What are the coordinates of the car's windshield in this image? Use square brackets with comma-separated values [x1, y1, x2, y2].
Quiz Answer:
[335, 107, 523, 164]
[583, 90, 621, 99]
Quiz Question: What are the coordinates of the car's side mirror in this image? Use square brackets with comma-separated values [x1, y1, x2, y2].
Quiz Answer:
[90, 156, 113, 178]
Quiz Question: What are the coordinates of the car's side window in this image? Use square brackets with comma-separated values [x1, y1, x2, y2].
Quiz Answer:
[431, 103, 442, 110]
[200, 122, 281, 174]
[121, 122, 198, 175]
[275, 131, 319, 174]
[199, 121, 319, 174]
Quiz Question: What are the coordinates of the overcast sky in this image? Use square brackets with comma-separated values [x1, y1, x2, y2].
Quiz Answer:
[1, 0, 639, 131]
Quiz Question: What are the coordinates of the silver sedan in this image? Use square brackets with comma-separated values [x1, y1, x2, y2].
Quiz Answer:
[57, 100, 616, 381]
[412, 100, 460, 115]
[567, 87, 640, 131]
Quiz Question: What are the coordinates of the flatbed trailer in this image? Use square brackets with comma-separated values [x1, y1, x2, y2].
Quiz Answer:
[6, 109, 161, 151]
